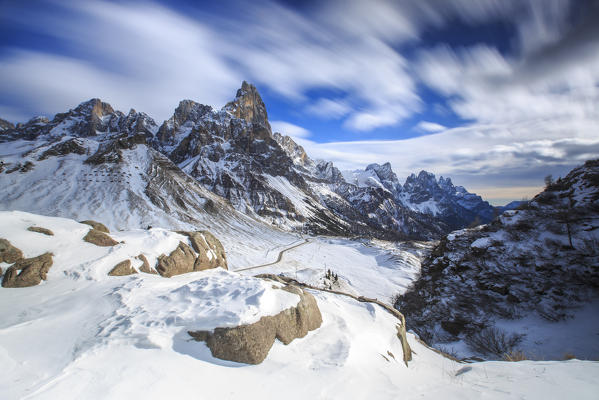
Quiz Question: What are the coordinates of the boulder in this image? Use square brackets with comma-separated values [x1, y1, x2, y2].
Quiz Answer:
[27, 226, 54, 236]
[80, 220, 110, 233]
[108, 259, 137, 276]
[156, 242, 196, 278]
[137, 254, 156, 274]
[83, 229, 118, 247]
[189, 285, 322, 364]
[0, 238, 23, 263]
[180, 231, 228, 270]
[2, 252, 54, 288]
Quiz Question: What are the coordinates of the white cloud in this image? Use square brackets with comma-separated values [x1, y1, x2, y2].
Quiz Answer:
[305, 98, 351, 119]
[270, 121, 311, 139]
[415, 121, 446, 133]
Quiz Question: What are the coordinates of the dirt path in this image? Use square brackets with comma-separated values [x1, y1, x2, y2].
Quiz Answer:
[234, 238, 310, 272]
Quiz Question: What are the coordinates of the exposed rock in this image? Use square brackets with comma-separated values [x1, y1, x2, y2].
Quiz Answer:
[83, 229, 118, 246]
[1, 252, 54, 288]
[38, 139, 87, 160]
[0, 238, 23, 263]
[155, 241, 197, 278]
[180, 231, 228, 270]
[80, 220, 110, 233]
[108, 259, 137, 276]
[189, 284, 322, 364]
[27, 226, 54, 236]
[137, 254, 156, 274]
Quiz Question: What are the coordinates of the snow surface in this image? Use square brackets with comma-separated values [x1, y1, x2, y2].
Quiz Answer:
[1, 211, 598, 399]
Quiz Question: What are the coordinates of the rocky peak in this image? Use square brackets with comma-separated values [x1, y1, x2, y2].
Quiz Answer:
[173, 100, 213, 126]
[316, 160, 345, 183]
[73, 98, 114, 119]
[273, 132, 312, 167]
[224, 81, 271, 135]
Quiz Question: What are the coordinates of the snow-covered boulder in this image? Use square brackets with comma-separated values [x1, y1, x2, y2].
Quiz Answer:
[189, 283, 322, 364]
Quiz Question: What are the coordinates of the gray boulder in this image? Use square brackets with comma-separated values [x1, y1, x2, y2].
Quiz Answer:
[189, 285, 322, 364]
[2, 252, 54, 288]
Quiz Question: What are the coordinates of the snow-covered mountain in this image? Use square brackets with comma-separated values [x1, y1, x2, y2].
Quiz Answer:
[395, 160, 599, 360]
[1, 82, 492, 240]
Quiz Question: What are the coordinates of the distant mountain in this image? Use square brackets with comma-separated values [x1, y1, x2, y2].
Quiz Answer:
[342, 163, 496, 231]
[395, 160, 599, 359]
[1, 82, 496, 240]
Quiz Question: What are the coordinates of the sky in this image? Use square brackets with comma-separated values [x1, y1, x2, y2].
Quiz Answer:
[1, 0, 598, 204]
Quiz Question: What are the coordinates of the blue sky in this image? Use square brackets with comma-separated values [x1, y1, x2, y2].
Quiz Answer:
[1, 0, 598, 204]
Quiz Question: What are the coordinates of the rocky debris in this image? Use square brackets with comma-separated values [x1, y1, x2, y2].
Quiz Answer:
[189, 284, 322, 364]
[155, 241, 197, 278]
[38, 139, 87, 160]
[83, 229, 119, 247]
[1, 252, 54, 288]
[108, 259, 137, 276]
[80, 220, 110, 233]
[137, 254, 156, 274]
[180, 231, 228, 270]
[0, 238, 23, 263]
[27, 226, 54, 236]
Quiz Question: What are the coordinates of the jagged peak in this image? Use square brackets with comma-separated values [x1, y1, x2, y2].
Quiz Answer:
[224, 81, 271, 133]
[74, 98, 115, 117]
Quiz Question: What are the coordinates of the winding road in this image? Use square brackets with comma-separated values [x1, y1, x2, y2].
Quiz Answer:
[234, 238, 311, 272]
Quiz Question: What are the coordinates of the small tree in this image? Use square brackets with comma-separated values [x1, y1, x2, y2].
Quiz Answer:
[555, 194, 576, 249]
[544, 174, 554, 188]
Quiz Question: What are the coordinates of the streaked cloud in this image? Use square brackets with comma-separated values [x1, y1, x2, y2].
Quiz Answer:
[270, 121, 311, 139]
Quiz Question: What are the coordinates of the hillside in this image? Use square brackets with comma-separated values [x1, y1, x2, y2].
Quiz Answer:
[396, 160, 599, 360]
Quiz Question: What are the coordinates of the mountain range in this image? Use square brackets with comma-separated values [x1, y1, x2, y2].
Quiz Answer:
[0, 82, 497, 241]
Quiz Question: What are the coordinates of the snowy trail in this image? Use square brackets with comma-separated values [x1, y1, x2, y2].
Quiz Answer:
[234, 238, 311, 272]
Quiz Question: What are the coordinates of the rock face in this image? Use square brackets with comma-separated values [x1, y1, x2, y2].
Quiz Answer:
[2, 252, 54, 288]
[189, 284, 322, 364]
[80, 220, 110, 233]
[155, 241, 197, 278]
[108, 259, 137, 276]
[0, 238, 23, 263]
[27, 226, 54, 236]
[83, 229, 119, 246]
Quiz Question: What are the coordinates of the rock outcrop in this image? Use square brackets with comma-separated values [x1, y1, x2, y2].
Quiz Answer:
[27, 226, 54, 236]
[1, 252, 54, 288]
[80, 220, 110, 233]
[0, 238, 23, 263]
[155, 241, 197, 278]
[180, 231, 228, 270]
[189, 284, 322, 364]
[137, 254, 156, 274]
[83, 229, 119, 246]
[108, 259, 137, 276]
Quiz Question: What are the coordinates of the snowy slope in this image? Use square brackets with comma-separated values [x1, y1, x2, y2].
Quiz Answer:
[0, 137, 297, 269]
[396, 160, 599, 360]
[1, 211, 598, 400]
